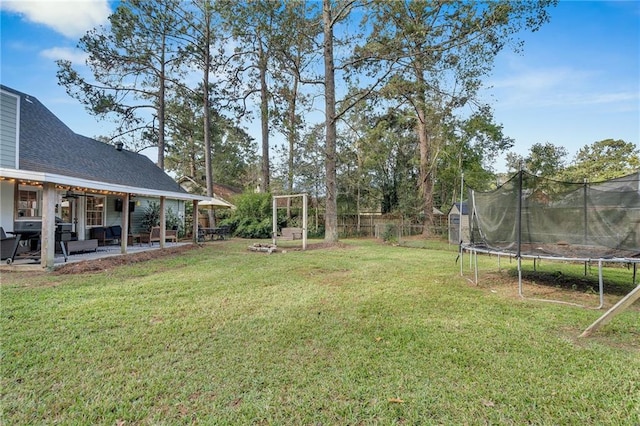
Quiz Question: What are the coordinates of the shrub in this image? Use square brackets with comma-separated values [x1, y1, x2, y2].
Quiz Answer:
[224, 192, 274, 239]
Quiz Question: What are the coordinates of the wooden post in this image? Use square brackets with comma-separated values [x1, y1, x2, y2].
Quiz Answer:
[121, 193, 129, 254]
[193, 200, 199, 243]
[302, 193, 307, 250]
[40, 182, 56, 269]
[159, 196, 166, 249]
[272, 197, 277, 246]
[580, 285, 640, 337]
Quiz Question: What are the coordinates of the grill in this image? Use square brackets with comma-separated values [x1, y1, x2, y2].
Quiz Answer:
[6, 220, 72, 264]
[56, 222, 73, 242]
[13, 220, 41, 248]
[13, 219, 41, 235]
[7, 220, 42, 264]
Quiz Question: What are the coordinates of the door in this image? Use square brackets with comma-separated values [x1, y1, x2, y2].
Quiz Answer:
[60, 198, 77, 233]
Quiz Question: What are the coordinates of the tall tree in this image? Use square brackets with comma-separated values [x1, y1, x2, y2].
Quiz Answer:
[165, 87, 258, 191]
[218, 0, 286, 192]
[505, 142, 567, 177]
[562, 139, 640, 181]
[437, 109, 513, 207]
[269, 0, 320, 197]
[57, 0, 186, 169]
[356, 0, 556, 236]
[359, 109, 419, 215]
[164, 86, 202, 181]
[174, 0, 222, 200]
[321, 0, 362, 242]
[297, 124, 327, 231]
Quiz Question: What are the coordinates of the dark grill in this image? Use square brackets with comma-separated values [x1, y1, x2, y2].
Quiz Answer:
[56, 222, 73, 242]
[6, 220, 73, 264]
[13, 219, 41, 235]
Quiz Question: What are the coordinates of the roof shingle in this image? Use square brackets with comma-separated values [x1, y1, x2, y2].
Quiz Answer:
[1, 84, 186, 195]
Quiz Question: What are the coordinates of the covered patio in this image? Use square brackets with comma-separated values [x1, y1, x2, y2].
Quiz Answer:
[0, 85, 210, 270]
[0, 172, 207, 270]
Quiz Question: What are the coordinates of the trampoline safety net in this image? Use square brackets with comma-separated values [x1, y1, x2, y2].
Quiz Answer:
[469, 171, 640, 259]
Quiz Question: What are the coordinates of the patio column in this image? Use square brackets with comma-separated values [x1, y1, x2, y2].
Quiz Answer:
[76, 196, 86, 240]
[40, 182, 56, 270]
[193, 200, 199, 243]
[120, 193, 130, 254]
[159, 196, 166, 249]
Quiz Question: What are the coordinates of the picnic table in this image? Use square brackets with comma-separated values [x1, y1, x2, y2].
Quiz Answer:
[199, 226, 230, 241]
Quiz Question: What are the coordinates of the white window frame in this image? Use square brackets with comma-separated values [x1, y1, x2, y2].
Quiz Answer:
[85, 195, 105, 227]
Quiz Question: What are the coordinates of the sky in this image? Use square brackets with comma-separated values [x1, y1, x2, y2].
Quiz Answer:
[1, 0, 638, 173]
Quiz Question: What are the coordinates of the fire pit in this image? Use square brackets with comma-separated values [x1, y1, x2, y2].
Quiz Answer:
[248, 243, 277, 254]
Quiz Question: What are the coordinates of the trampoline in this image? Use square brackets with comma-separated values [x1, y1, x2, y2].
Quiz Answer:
[460, 171, 640, 309]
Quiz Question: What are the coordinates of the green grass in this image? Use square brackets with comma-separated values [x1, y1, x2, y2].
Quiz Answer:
[2, 239, 639, 425]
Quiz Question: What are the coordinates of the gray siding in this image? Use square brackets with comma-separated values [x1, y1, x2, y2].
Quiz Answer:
[0, 90, 19, 168]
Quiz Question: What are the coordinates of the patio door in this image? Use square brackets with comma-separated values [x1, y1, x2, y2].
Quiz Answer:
[60, 198, 77, 233]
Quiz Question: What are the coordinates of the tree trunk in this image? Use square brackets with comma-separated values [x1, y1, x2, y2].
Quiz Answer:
[203, 5, 214, 226]
[286, 76, 299, 220]
[157, 34, 166, 170]
[322, 0, 338, 243]
[417, 104, 434, 237]
[259, 43, 270, 193]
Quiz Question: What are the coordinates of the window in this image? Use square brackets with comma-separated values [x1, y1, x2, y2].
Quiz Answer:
[86, 195, 105, 227]
[17, 188, 40, 217]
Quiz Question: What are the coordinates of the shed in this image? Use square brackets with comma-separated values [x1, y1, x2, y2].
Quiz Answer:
[448, 202, 469, 244]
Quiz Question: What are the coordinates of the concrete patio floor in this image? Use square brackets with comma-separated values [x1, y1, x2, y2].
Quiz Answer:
[0, 242, 192, 272]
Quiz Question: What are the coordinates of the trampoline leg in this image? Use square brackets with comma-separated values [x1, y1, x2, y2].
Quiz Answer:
[474, 250, 478, 285]
[517, 257, 523, 298]
[597, 260, 604, 309]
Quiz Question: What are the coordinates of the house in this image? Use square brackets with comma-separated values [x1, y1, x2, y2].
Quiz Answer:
[177, 176, 240, 203]
[177, 176, 238, 228]
[0, 85, 206, 268]
[448, 202, 469, 244]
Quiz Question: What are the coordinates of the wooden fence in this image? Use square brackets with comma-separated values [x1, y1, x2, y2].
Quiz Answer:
[336, 214, 448, 238]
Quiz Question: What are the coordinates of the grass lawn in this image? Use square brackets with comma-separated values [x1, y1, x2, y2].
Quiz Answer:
[2, 239, 639, 425]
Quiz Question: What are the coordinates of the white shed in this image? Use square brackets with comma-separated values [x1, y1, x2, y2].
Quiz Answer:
[448, 202, 469, 244]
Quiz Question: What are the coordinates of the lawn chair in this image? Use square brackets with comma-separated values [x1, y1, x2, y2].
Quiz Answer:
[139, 227, 159, 245]
[165, 227, 178, 243]
[140, 226, 176, 245]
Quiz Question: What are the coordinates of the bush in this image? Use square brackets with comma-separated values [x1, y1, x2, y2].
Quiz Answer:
[224, 192, 274, 239]
[382, 224, 398, 243]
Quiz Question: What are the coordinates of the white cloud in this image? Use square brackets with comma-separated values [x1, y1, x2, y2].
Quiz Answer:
[1, 0, 111, 38]
[485, 64, 639, 110]
[40, 46, 88, 64]
[490, 67, 592, 92]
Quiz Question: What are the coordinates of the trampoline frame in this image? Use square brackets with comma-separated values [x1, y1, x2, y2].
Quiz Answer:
[460, 171, 640, 309]
[460, 244, 639, 309]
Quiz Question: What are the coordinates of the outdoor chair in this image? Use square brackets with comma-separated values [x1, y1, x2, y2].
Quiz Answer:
[0, 227, 18, 261]
[166, 227, 178, 243]
[213, 225, 230, 240]
[90, 225, 122, 245]
[140, 227, 158, 245]
[140, 226, 177, 245]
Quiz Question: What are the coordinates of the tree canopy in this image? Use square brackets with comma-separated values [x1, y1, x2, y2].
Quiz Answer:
[56, 1, 640, 240]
